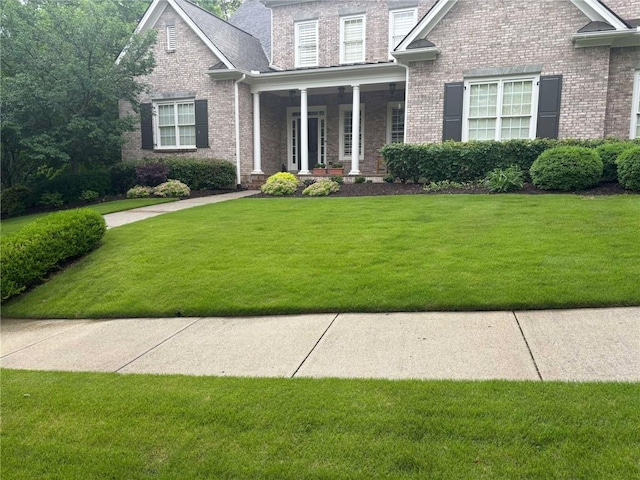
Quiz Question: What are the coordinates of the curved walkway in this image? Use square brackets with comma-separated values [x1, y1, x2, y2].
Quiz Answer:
[2, 308, 638, 382]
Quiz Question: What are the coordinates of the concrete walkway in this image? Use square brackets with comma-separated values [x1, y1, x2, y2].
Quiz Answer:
[103, 190, 259, 228]
[2, 307, 638, 382]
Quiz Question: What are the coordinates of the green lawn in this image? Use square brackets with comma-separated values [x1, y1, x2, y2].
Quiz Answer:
[0, 197, 177, 236]
[2, 195, 639, 318]
[2, 370, 638, 479]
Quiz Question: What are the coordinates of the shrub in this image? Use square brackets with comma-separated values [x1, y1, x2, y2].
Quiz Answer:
[35, 170, 111, 204]
[423, 180, 476, 192]
[39, 192, 64, 208]
[302, 179, 340, 196]
[596, 142, 636, 182]
[383, 174, 396, 183]
[484, 165, 524, 193]
[265, 172, 298, 185]
[261, 178, 298, 196]
[162, 158, 236, 190]
[354, 175, 366, 184]
[153, 179, 191, 198]
[1, 185, 33, 217]
[616, 146, 640, 191]
[136, 162, 168, 186]
[126, 185, 154, 198]
[530, 146, 603, 191]
[302, 178, 317, 187]
[1, 209, 106, 301]
[80, 190, 100, 202]
[330, 175, 344, 185]
[110, 162, 138, 194]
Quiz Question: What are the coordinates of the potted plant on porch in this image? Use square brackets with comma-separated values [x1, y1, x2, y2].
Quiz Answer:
[328, 162, 344, 175]
[312, 163, 327, 175]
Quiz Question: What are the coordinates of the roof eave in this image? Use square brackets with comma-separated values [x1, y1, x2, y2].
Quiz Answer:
[569, 0, 630, 30]
[572, 29, 640, 47]
[205, 69, 247, 81]
[391, 47, 440, 63]
[396, 0, 458, 52]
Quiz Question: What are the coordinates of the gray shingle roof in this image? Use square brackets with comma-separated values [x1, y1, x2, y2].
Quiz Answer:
[174, 0, 271, 72]
[229, 0, 272, 61]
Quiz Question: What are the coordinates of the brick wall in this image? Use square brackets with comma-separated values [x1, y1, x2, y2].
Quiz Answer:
[405, 0, 614, 142]
[120, 4, 239, 164]
[270, 0, 437, 70]
[605, 47, 640, 139]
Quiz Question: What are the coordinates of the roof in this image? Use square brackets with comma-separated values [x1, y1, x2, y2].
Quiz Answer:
[229, 0, 272, 61]
[175, 0, 271, 72]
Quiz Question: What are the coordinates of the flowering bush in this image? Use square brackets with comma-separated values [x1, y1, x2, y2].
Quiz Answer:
[153, 179, 191, 198]
[265, 172, 298, 184]
[261, 178, 298, 196]
[126, 185, 154, 198]
[302, 179, 340, 196]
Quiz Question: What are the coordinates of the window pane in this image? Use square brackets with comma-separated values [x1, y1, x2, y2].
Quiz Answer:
[343, 17, 364, 62]
[502, 80, 532, 116]
[177, 103, 195, 125]
[159, 126, 176, 146]
[297, 22, 317, 67]
[179, 125, 195, 146]
[391, 106, 405, 143]
[343, 110, 353, 156]
[469, 83, 497, 118]
[501, 117, 530, 140]
[158, 104, 175, 127]
[391, 10, 415, 48]
[468, 118, 496, 140]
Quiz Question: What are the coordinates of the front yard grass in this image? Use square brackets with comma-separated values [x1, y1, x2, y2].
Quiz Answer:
[2, 369, 638, 479]
[2, 195, 639, 318]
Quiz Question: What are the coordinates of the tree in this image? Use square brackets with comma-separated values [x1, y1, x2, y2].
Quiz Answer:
[191, 0, 241, 20]
[0, 0, 156, 187]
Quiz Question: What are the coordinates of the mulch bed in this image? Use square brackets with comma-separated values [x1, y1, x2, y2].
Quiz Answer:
[252, 182, 627, 198]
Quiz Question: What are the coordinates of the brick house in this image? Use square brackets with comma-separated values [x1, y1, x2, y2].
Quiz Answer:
[120, 0, 640, 185]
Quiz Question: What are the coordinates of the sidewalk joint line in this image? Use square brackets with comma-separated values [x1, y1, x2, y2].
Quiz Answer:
[513, 311, 543, 381]
[1, 320, 95, 359]
[114, 317, 204, 373]
[291, 313, 340, 378]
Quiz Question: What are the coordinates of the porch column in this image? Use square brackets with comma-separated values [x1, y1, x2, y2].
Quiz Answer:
[349, 84, 361, 175]
[299, 88, 310, 174]
[252, 92, 263, 174]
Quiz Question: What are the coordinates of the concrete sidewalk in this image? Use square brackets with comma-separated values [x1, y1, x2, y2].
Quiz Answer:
[103, 190, 259, 228]
[2, 307, 638, 382]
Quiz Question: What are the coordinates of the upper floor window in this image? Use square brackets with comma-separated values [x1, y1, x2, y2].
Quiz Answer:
[389, 8, 417, 53]
[340, 15, 365, 64]
[295, 20, 318, 68]
[632, 71, 640, 139]
[463, 76, 539, 141]
[155, 100, 195, 149]
[166, 24, 176, 52]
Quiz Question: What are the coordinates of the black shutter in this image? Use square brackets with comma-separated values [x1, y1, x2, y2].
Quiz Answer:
[195, 99, 209, 148]
[536, 75, 562, 139]
[442, 82, 464, 141]
[140, 103, 153, 150]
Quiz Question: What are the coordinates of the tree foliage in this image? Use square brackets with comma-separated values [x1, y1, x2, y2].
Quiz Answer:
[0, 0, 156, 187]
[191, 0, 242, 20]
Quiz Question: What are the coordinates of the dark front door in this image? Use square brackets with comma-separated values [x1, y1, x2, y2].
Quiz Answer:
[297, 118, 319, 167]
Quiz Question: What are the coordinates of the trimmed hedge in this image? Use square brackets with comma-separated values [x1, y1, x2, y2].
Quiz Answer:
[596, 142, 637, 182]
[1, 209, 106, 301]
[616, 146, 640, 191]
[161, 158, 236, 190]
[530, 146, 603, 191]
[380, 138, 635, 184]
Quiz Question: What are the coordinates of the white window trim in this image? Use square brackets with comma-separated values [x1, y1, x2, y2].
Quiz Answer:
[294, 20, 318, 68]
[286, 106, 326, 171]
[389, 8, 417, 56]
[387, 101, 405, 144]
[339, 103, 365, 161]
[462, 75, 540, 142]
[152, 99, 196, 150]
[630, 71, 640, 139]
[340, 14, 366, 64]
[166, 25, 176, 52]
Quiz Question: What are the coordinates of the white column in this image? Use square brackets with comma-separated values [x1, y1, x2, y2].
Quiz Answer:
[299, 88, 310, 174]
[349, 85, 361, 175]
[252, 92, 263, 174]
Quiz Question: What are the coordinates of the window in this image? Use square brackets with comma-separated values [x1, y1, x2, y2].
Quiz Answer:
[295, 20, 318, 68]
[387, 102, 405, 143]
[166, 25, 176, 52]
[339, 104, 364, 160]
[632, 71, 640, 139]
[463, 76, 539, 141]
[340, 15, 365, 64]
[389, 9, 417, 53]
[154, 100, 195, 148]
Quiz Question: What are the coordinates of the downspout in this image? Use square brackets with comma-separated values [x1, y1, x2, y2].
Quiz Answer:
[393, 57, 411, 144]
[234, 74, 247, 187]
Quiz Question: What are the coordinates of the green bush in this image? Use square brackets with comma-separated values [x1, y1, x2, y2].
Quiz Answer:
[126, 185, 154, 198]
[39, 192, 64, 208]
[153, 180, 190, 198]
[261, 173, 298, 196]
[383, 174, 396, 183]
[80, 190, 100, 202]
[136, 162, 168, 187]
[1, 185, 33, 217]
[162, 158, 236, 190]
[423, 180, 476, 192]
[109, 162, 137, 194]
[616, 146, 640, 191]
[302, 179, 340, 196]
[484, 165, 524, 193]
[530, 146, 603, 191]
[354, 175, 366, 184]
[596, 142, 636, 183]
[35, 170, 111, 204]
[330, 175, 345, 185]
[265, 172, 298, 184]
[1, 209, 106, 301]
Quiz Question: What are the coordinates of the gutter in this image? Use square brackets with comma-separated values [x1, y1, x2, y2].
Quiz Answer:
[572, 28, 640, 47]
[234, 74, 247, 186]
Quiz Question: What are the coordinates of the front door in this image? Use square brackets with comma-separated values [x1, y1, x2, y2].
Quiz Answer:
[287, 106, 326, 171]
[297, 118, 319, 168]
